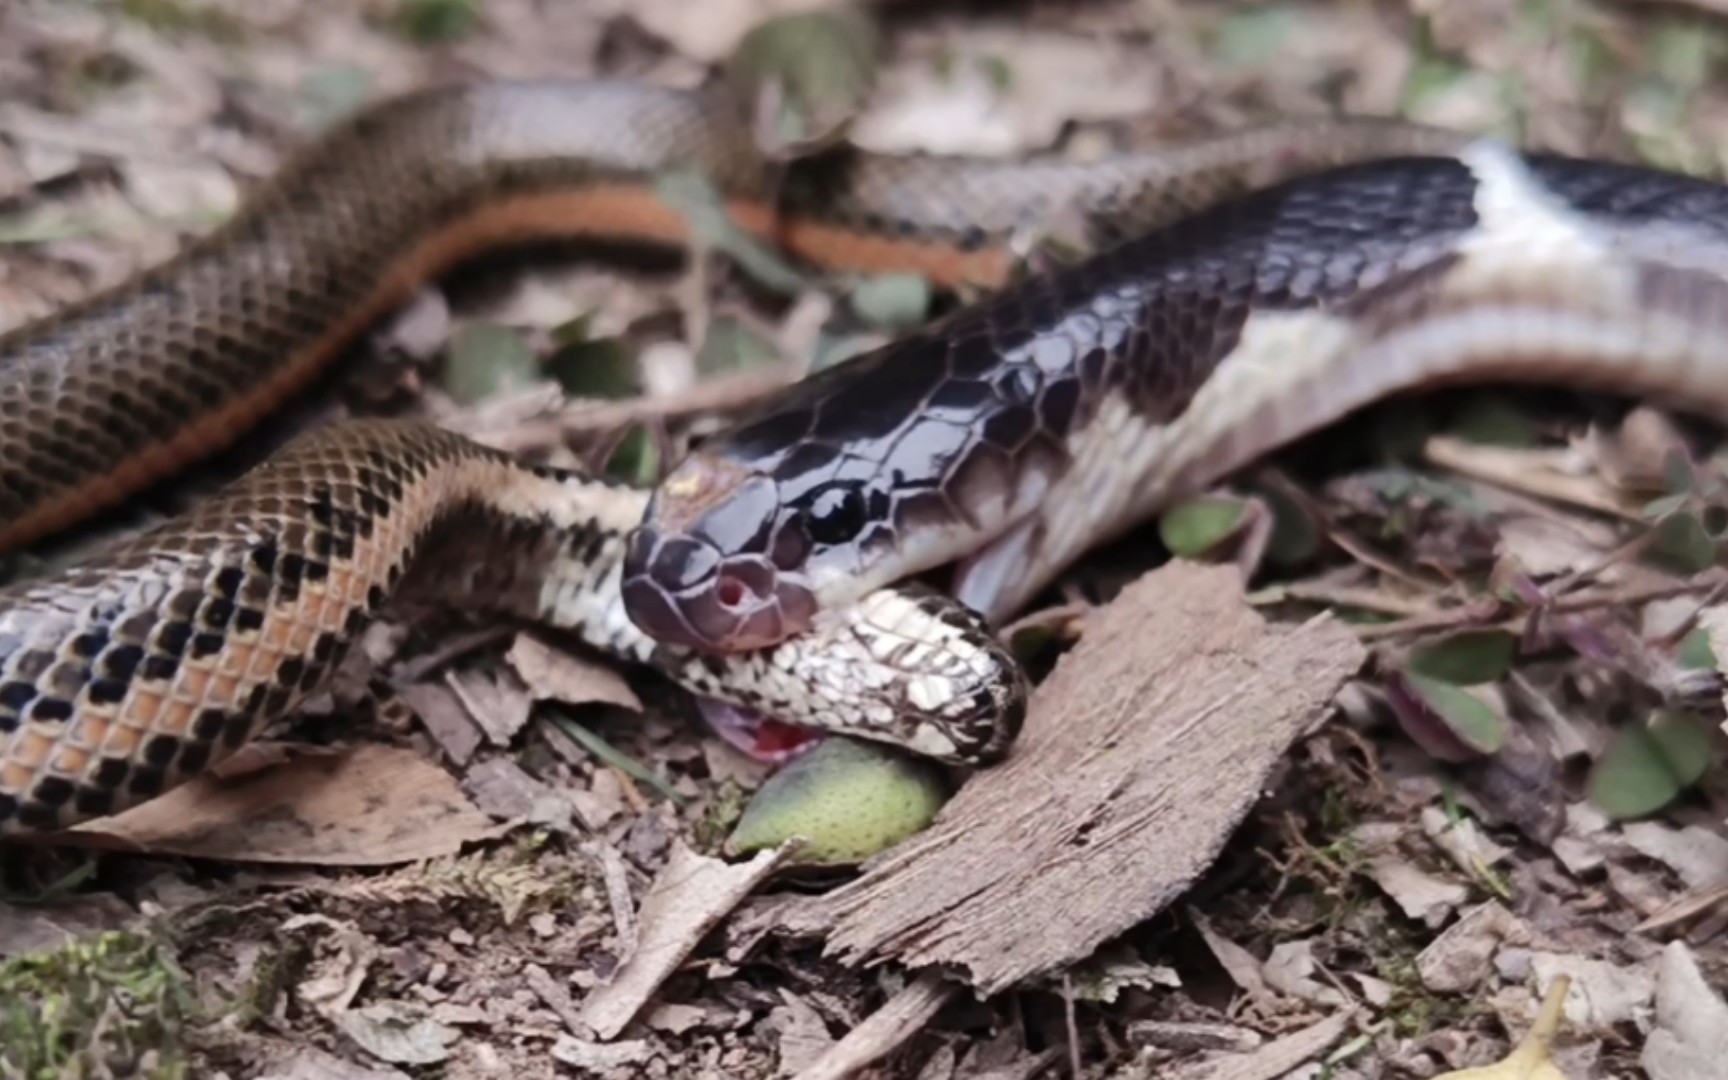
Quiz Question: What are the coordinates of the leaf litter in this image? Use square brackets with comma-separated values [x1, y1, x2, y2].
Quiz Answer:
[2, 2, 1728, 1079]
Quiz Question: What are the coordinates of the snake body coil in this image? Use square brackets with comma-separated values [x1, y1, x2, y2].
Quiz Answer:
[7, 77, 1726, 837]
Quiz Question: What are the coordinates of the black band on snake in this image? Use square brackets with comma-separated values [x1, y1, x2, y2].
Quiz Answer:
[5, 77, 1727, 837]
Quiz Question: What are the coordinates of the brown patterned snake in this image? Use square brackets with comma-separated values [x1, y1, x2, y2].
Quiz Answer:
[6, 77, 1723, 839]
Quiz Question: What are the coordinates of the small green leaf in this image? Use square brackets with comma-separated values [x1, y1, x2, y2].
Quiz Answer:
[1159, 496, 1249, 557]
[393, 0, 480, 42]
[603, 426, 661, 487]
[549, 712, 685, 806]
[978, 54, 1014, 92]
[1649, 510, 1718, 573]
[728, 737, 948, 867]
[696, 316, 783, 377]
[1663, 449, 1697, 495]
[848, 273, 933, 332]
[1589, 710, 1717, 819]
[1648, 20, 1717, 91]
[1400, 56, 1474, 114]
[1450, 394, 1538, 448]
[297, 65, 375, 131]
[1387, 673, 1509, 761]
[440, 323, 538, 405]
[652, 169, 808, 295]
[1259, 484, 1320, 566]
[1679, 628, 1717, 670]
[1702, 502, 1728, 539]
[1643, 492, 1691, 520]
[723, 7, 883, 158]
[810, 330, 881, 373]
[1407, 630, 1517, 685]
[1212, 8, 1299, 66]
[546, 322, 637, 399]
[1369, 406, 1436, 462]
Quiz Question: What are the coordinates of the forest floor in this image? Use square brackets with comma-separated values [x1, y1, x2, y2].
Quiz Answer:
[1, 1, 1726, 1078]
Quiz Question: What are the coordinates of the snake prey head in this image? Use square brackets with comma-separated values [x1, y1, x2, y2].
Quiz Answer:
[622, 451, 899, 653]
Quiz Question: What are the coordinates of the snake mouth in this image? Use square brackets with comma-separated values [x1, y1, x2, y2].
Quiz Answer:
[621, 526, 819, 653]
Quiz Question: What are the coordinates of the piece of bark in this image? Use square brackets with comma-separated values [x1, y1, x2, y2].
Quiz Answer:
[578, 839, 789, 1038]
[823, 561, 1367, 993]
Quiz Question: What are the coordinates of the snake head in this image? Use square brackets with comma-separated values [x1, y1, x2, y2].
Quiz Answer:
[622, 452, 890, 653]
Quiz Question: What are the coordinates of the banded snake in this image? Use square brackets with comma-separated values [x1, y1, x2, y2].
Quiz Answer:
[5, 79, 1727, 836]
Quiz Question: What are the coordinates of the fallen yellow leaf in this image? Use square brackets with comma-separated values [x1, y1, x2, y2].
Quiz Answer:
[1435, 975, 1574, 1080]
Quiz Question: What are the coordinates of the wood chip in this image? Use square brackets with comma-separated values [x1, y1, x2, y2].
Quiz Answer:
[525, 962, 589, 1037]
[397, 681, 484, 766]
[789, 971, 959, 1080]
[1164, 1009, 1355, 1080]
[578, 839, 789, 1038]
[597, 842, 642, 958]
[444, 668, 533, 746]
[823, 562, 1367, 994]
[508, 630, 642, 711]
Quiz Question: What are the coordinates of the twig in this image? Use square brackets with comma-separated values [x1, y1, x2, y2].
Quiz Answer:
[1354, 575, 1721, 641]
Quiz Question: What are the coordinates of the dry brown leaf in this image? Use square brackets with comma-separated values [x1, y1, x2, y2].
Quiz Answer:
[1417, 901, 1529, 994]
[853, 26, 1160, 156]
[578, 839, 789, 1038]
[70, 744, 505, 865]
[254, 1046, 411, 1080]
[286, 913, 379, 1018]
[766, 989, 836, 1077]
[823, 561, 1367, 992]
[1643, 941, 1728, 1080]
[508, 631, 643, 711]
[613, 0, 834, 61]
[461, 756, 567, 826]
[1188, 909, 1270, 999]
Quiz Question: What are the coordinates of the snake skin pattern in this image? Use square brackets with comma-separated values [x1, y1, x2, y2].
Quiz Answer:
[0, 421, 1025, 834]
[625, 142, 1728, 653]
[0, 78, 1478, 836]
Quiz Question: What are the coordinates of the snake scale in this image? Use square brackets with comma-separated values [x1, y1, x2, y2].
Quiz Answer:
[5, 77, 1728, 837]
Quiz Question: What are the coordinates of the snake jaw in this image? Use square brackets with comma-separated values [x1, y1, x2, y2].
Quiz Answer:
[620, 541, 819, 653]
[623, 461, 820, 653]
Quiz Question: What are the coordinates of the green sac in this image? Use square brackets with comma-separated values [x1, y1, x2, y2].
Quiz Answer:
[1159, 496, 1248, 557]
[728, 737, 949, 867]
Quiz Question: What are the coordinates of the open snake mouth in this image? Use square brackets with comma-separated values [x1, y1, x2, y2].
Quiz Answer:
[694, 699, 823, 763]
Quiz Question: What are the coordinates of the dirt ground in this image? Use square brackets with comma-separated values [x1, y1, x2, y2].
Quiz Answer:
[1, 1, 1726, 1078]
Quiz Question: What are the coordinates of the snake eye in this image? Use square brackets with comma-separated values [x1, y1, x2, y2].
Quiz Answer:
[803, 483, 868, 546]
